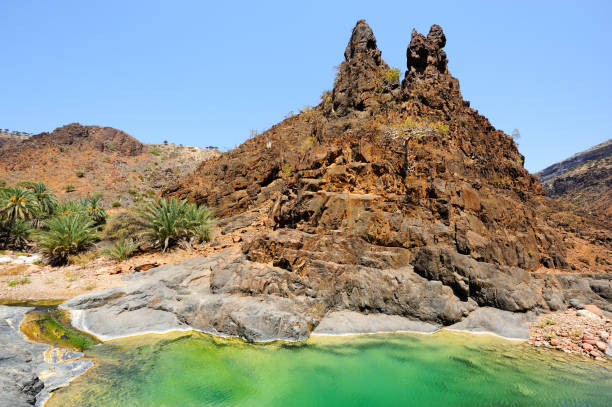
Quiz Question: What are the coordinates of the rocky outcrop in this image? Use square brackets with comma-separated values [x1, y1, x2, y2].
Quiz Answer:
[65, 249, 317, 342]
[0, 306, 92, 407]
[331, 20, 396, 116]
[538, 138, 611, 226]
[401, 24, 463, 115]
[156, 20, 612, 341]
[63, 243, 610, 343]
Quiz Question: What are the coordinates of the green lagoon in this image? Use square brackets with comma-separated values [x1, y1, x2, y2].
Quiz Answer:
[48, 330, 611, 407]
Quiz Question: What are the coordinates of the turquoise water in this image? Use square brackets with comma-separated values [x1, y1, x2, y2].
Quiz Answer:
[49, 331, 611, 407]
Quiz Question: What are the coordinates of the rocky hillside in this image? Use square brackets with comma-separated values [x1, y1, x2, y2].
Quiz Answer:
[167, 21, 609, 274]
[100, 19, 612, 341]
[538, 139, 611, 225]
[0, 123, 219, 208]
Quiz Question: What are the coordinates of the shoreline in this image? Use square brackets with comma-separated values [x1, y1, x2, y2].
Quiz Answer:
[3, 301, 608, 407]
[67, 307, 527, 344]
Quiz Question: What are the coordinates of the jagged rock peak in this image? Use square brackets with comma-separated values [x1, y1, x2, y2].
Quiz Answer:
[406, 24, 448, 75]
[344, 19, 381, 63]
[332, 20, 391, 117]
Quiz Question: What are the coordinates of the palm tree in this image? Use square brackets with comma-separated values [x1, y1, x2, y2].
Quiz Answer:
[141, 197, 189, 251]
[140, 197, 214, 251]
[37, 213, 96, 265]
[30, 182, 58, 217]
[0, 187, 40, 222]
[9, 219, 31, 249]
[79, 196, 107, 226]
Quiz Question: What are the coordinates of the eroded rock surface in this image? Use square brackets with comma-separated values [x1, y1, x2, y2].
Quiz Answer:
[0, 306, 92, 407]
[63, 244, 610, 343]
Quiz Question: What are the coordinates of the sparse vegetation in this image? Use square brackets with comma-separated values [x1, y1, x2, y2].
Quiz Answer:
[64, 184, 76, 192]
[376, 67, 401, 93]
[281, 164, 293, 179]
[76, 170, 85, 178]
[68, 250, 98, 266]
[105, 239, 138, 261]
[321, 89, 332, 104]
[63, 269, 83, 282]
[84, 282, 97, 291]
[385, 116, 450, 140]
[112, 202, 121, 207]
[7, 276, 31, 286]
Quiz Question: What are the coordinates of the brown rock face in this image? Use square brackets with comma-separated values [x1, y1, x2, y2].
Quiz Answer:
[402, 25, 463, 115]
[165, 20, 611, 328]
[538, 138, 612, 230]
[406, 25, 447, 75]
[331, 20, 395, 116]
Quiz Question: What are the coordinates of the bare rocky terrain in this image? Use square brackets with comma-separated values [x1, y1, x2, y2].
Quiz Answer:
[538, 138, 611, 229]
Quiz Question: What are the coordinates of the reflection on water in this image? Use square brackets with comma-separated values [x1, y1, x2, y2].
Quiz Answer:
[48, 330, 612, 407]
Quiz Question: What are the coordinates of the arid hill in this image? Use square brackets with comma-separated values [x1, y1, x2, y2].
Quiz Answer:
[538, 139, 611, 228]
[0, 123, 219, 207]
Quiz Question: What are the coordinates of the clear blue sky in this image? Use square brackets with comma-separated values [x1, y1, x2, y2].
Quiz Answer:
[1, 1, 610, 172]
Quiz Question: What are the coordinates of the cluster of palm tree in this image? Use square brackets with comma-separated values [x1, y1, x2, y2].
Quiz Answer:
[1, 182, 215, 266]
[0, 182, 108, 264]
[0, 182, 57, 248]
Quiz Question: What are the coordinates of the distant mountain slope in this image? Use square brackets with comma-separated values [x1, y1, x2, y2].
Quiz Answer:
[0, 123, 220, 208]
[0, 129, 31, 150]
[538, 139, 611, 222]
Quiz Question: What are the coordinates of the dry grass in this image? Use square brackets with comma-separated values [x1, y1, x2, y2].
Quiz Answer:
[0, 264, 30, 276]
[83, 282, 97, 291]
[68, 251, 98, 266]
[63, 270, 83, 282]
